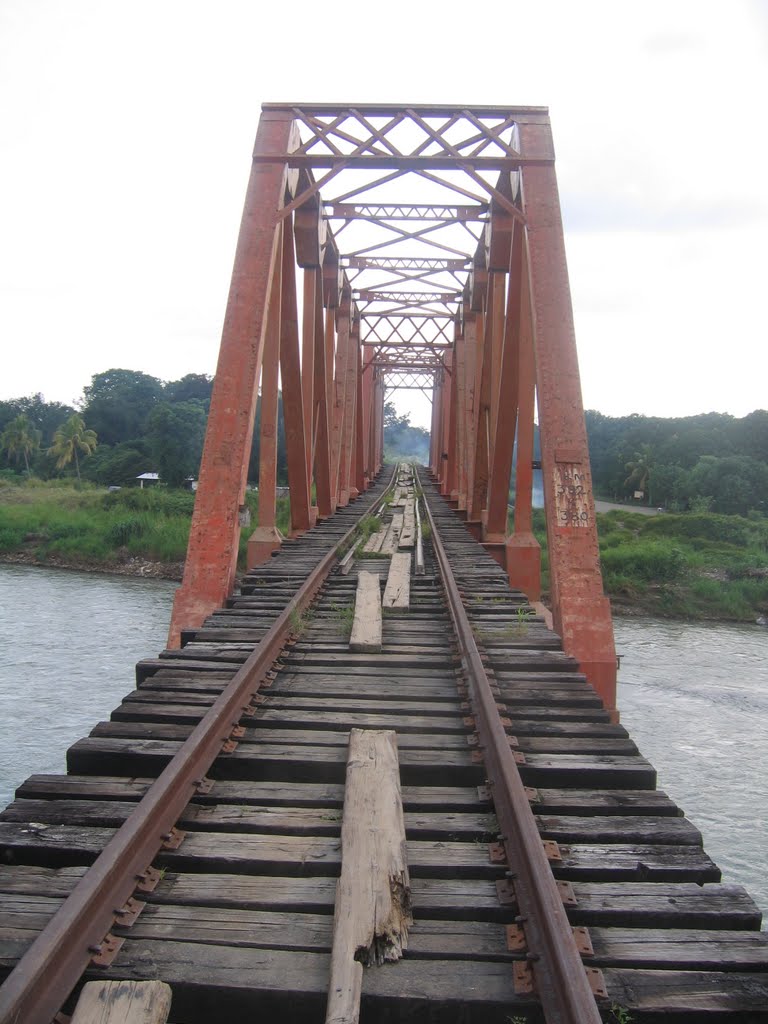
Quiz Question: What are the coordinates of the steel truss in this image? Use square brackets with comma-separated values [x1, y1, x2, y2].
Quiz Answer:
[169, 103, 617, 713]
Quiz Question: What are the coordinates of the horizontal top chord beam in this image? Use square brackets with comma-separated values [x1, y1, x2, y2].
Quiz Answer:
[344, 257, 470, 270]
[327, 204, 488, 222]
[262, 102, 549, 117]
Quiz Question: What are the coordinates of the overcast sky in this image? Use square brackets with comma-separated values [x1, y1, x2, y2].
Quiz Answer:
[1, 0, 766, 430]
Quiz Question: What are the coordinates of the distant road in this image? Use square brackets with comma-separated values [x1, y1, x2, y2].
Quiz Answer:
[594, 500, 661, 516]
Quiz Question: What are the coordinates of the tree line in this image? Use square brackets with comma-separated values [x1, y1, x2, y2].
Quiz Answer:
[2, 370, 766, 517]
[586, 409, 768, 515]
[0, 369, 287, 488]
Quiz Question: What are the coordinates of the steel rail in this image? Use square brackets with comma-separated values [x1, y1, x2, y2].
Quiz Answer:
[414, 491, 425, 575]
[420, 473, 602, 1024]
[0, 471, 395, 1024]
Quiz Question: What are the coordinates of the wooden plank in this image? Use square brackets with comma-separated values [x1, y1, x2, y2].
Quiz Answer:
[362, 530, 385, 553]
[565, 882, 763, 930]
[379, 513, 403, 555]
[603, 967, 768, 1016]
[0, 823, 502, 878]
[349, 572, 382, 654]
[15, 777, 486, 812]
[326, 730, 411, 1024]
[0, 868, 508, 921]
[70, 981, 172, 1024]
[383, 552, 411, 609]
[88, 942, 522, 1018]
[0, 799, 491, 839]
[398, 499, 416, 549]
[535, 814, 702, 846]
[587, 926, 768, 969]
[66, 736, 484, 786]
[0, 899, 510, 962]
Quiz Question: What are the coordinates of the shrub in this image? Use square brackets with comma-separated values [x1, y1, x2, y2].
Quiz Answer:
[107, 516, 147, 546]
[600, 540, 687, 582]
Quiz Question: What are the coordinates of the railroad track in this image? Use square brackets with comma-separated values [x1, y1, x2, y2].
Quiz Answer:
[0, 466, 766, 1023]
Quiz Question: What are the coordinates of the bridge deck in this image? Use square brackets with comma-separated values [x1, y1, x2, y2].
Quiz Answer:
[0, 471, 766, 1022]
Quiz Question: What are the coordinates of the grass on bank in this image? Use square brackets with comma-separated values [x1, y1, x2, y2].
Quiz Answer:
[0, 479, 290, 569]
[524, 507, 768, 621]
[2, 479, 767, 620]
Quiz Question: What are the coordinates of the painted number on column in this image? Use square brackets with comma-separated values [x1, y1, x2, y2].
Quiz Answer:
[554, 464, 591, 527]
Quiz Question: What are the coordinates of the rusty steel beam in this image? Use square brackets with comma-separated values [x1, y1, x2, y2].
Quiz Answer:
[167, 111, 296, 647]
[279, 219, 312, 534]
[518, 119, 617, 711]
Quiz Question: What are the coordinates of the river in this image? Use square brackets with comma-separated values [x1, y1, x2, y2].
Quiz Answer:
[0, 564, 766, 921]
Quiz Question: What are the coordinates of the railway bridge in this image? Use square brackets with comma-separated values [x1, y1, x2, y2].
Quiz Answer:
[0, 104, 766, 1024]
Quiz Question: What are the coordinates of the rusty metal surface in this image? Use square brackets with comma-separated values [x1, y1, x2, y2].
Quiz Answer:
[0, 481, 393, 1024]
[422, 479, 602, 1024]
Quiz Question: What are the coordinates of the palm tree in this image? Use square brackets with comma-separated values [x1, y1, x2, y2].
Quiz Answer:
[49, 414, 98, 485]
[0, 414, 41, 474]
[624, 444, 655, 505]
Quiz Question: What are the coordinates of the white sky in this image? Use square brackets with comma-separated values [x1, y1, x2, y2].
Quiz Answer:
[1, 0, 766, 431]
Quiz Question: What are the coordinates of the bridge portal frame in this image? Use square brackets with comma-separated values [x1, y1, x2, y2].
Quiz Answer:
[168, 103, 617, 711]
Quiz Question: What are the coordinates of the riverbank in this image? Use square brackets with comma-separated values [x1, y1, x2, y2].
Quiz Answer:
[2, 481, 767, 623]
[0, 548, 183, 580]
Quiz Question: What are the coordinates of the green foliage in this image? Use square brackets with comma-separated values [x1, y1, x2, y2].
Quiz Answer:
[1, 414, 41, 473]
[83, 369, 165, 447]
[0, 394, 76, 449]
[600, 540, 686, 581]
[48, 414, 98, 484]
[163, 373, 213, 406]
[103, 487, 196, 516]
[0, 481, 192, 566]
[608, 1005, 633, 1024]
[585, 409, 768, 514]
[82, 440, 152, 486]
[147, 400, 207, 486]
[358, 516, 382, 539]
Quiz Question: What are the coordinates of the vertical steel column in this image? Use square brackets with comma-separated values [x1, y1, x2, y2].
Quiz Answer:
[279, 221, 311, 535]
[168, 111, 296, 646]
[337, 307, 359, 504]
[247, 246, 283, 567]
[373, 371, 385, 474]
[353, 338, 365, 494]
[445, 350, 459, 501]
[520, 115, 616, 711]
[329, 297, 349, 505]
[361, 344, 375, 486]
[462, 310, 478, 512]
[312, 269, 333, 518]
[439, 350, 453, 495]
[301, 267, 318, 524]
[485, 220, 523, 542]
[506, 232, 541, 600]
[467, 283, 492, 530]
[452, 319, 467, 508]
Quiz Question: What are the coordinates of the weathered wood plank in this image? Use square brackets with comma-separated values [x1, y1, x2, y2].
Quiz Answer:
[603, 967, 768, 1017]
[326, 730, 411, 1024]
[70, 981, 172, 1024]
[587, 926, 768, 969]
[568, 881, 764, 930]
[349, 572, 382, 654]
[383, 552, 411, 609]
[15, 776, 486, 812]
